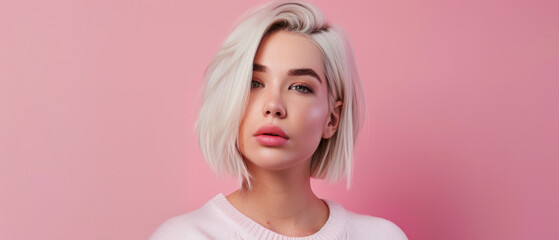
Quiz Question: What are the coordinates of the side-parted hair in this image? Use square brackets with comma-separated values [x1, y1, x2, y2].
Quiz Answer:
[196, 0, 363, 188]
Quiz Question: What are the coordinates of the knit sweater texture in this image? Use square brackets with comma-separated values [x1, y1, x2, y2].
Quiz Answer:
[150, 194, 407, 240]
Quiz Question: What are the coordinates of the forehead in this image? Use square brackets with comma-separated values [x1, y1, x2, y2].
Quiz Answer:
[254, 30, 324, 74]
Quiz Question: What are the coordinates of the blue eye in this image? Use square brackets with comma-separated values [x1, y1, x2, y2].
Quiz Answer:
[251, 80, 263, 88]
[290, 85, 313, 93]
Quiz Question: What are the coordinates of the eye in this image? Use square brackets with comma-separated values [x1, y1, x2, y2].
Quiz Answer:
[251, 80, 263, 88]
[290, 84, 313, 94]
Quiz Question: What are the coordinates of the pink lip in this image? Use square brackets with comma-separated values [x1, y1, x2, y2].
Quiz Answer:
[254, 125, 289, 147]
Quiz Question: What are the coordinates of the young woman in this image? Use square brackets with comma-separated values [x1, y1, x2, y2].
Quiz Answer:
[151, 1, 407, 239]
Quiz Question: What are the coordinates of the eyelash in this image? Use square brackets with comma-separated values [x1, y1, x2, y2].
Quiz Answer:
[251, 80, 263, 88]
[250, 80, 313, 94]
[290, 84, 313, 93]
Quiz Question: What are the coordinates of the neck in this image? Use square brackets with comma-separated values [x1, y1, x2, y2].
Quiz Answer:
[226, 161, 329, 236]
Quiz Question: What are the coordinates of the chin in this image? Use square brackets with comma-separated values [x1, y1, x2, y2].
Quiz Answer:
[246, 156, 294, 171]
[244, 151, 312, 172]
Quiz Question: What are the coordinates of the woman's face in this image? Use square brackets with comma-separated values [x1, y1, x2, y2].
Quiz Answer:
[238, 30, 339, 172]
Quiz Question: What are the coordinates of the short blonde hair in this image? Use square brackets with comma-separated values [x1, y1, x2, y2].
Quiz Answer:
[196, 0, 363, 188]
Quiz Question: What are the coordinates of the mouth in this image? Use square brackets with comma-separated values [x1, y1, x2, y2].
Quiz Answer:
[254, 125, 289, 139]
[262, 133, 281, 137]
[253, 125, 289, 147]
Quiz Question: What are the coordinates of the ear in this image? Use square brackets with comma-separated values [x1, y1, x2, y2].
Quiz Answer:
[323, 100, 343, 139]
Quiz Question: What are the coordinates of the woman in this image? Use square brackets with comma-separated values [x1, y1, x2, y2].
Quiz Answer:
[151, 1, 407, 239]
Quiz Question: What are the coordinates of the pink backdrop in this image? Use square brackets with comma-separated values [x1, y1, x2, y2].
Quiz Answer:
[1, 0, 558, 239]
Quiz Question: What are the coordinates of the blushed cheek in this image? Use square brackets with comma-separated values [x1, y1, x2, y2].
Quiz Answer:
[302, 104, 329, 138]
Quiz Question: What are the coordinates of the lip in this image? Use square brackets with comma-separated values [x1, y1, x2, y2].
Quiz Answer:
[253, 125, 289, 147]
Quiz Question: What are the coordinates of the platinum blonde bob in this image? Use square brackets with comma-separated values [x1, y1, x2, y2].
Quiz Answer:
[196, 0, 363, 188]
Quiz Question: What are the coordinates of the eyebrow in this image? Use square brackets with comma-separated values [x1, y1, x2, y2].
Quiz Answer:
[253, 63, 322, 84]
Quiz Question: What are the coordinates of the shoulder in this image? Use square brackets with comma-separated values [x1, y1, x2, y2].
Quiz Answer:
[149, 195, 236, 240]
[346, 211, 408, 240]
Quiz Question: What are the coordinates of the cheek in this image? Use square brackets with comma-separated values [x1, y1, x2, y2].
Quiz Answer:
[293, 100, 329, 137]
[307, 104, 329, 125]
[238, 97, 259, 150]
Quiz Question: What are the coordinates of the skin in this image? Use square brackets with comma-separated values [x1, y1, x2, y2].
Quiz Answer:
[227, 30, 342, 237]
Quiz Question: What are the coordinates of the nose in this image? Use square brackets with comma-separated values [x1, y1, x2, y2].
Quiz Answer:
[262, 91, 286, 118]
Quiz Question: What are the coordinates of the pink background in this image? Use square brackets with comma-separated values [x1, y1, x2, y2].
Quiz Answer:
[1, 0, 558, 239]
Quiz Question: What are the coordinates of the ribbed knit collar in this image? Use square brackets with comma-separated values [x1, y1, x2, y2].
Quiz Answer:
[211, 193, 348, 240]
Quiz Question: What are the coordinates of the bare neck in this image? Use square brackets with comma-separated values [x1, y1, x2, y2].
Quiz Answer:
[226, 162, 329, 236]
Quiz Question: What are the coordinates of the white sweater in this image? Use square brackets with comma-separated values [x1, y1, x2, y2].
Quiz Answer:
[150, 194, 407, 240]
